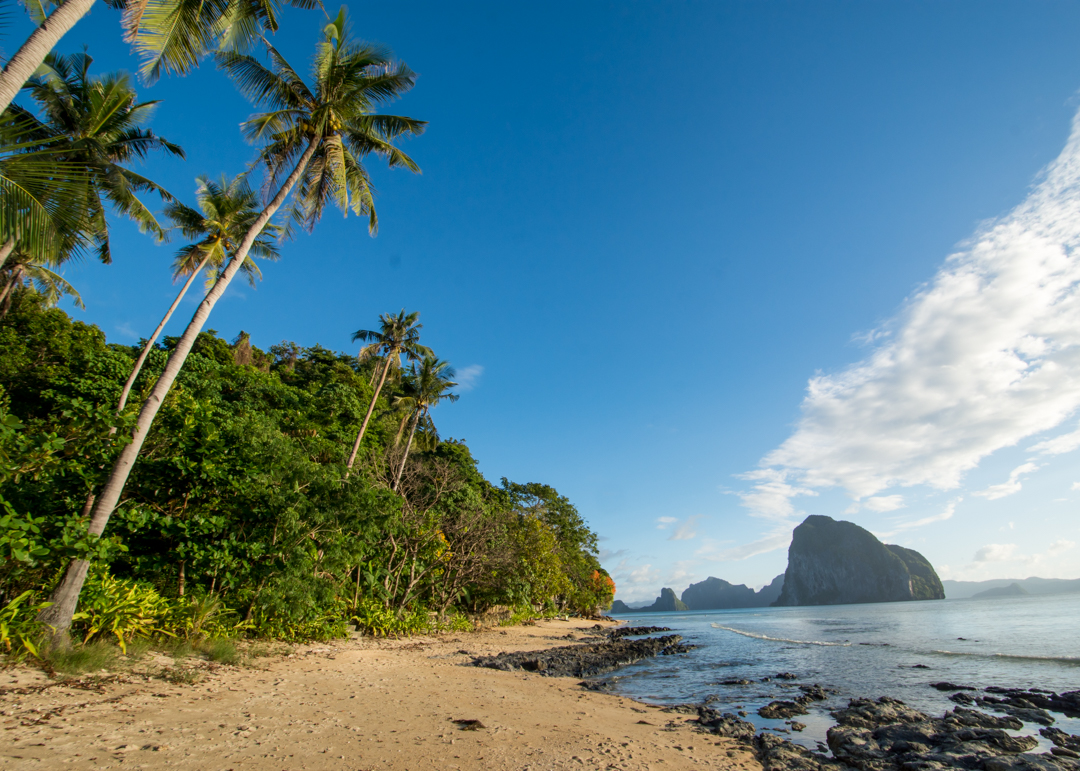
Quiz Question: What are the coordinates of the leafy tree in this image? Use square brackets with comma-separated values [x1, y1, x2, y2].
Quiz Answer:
[345, 309, 431, 472]
[38, 8, 425, 642]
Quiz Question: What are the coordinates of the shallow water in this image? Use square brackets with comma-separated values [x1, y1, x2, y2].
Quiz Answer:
[607, 593, 1080, 752]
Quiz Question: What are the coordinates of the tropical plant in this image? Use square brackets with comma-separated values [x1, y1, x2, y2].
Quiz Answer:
[345, 309, 431, 472]
[114, 174, 281, 415]
[10, 51, 183, 262]
[0, 246, 83, 316]
[0, 0, 321, 114]
[393, 356, 458, 490]
[37, 8, 425, 643]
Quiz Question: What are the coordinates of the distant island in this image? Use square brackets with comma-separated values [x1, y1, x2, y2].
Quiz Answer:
[774, 515, 945, 606]
[610, 513, 949, 612]
[942, 576, 1080, 599]
[971, 582, 1028, 600]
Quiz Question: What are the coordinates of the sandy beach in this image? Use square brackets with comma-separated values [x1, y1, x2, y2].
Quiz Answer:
[0, 619, 760, 770]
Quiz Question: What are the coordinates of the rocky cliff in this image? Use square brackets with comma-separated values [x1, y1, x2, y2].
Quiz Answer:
[611, 587, 688, 613]
[774, 515, 944, 606]
[680, 574, 786, 610]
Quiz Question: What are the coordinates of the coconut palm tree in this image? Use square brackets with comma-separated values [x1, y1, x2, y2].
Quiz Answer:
[38, 8, 425, 641]
[8, 51, 183, 263]
[392, 356, 458, 491]
[0, 0, 320, 114]
[114, 174, 282, 415]
[345, 309, 431, 473]
[0, 246, 83, 315]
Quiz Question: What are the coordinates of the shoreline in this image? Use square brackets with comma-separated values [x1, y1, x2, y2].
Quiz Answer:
[0, 618, 760, 770]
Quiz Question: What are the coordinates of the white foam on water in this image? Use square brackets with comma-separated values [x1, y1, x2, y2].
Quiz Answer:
[711, 623, 852, 647]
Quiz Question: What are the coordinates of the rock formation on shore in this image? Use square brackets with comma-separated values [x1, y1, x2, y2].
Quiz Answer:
[610, 587, 687, 613]
[774, 515, 945, 606]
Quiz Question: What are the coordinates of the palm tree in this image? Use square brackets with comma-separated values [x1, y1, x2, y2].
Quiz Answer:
[0, 0, 320, 114]
[0, 247, 83, 315]
[345, 309, 431, 473]
[9, 52, 184, 263]
[114, 174, 281, 415]
[38, 8, 425, 642]
[392, 356, 458, 491]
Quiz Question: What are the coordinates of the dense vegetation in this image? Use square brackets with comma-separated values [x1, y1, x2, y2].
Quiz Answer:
[0, 295, 614, 647]
[0, 1, 613, 654]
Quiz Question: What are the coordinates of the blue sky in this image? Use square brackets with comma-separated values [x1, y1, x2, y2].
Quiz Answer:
[10, 1, 1080, 601]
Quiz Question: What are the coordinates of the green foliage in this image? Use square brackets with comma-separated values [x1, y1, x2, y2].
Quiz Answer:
[0, 302, 608, 643]
[0, 590, 50, 660]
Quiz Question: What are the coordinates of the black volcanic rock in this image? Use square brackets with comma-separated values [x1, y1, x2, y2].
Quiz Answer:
[774, 515, 945, 607]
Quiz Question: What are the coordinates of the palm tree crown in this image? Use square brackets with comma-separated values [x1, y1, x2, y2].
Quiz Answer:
[392, 356, 458, 490]
[9, 52, 184, 263]
[217, 7, 426, 236]
[164, 174, 282, 287]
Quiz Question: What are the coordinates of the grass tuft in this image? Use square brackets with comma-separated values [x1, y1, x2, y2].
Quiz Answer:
[42, 640, 121, 674]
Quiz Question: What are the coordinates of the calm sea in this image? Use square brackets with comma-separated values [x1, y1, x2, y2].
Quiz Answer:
[607, 593, 1080, 751]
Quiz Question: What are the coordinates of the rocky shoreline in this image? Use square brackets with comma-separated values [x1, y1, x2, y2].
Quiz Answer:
[470, 625, 696, 678]
[664, 687, 1080, 771]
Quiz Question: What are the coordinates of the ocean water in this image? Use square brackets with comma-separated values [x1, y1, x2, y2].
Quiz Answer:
[607, 593, 1080, 752]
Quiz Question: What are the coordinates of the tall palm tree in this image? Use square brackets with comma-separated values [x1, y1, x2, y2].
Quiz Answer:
[345, 309, 431, 473]
[0, 0, 320, 114]
[114, 174, 281, 415]
[9, 51, 184, 263]
[392, 356, 458, 491]
[0, 246, 83, 315]
[38, 8, 425, 642]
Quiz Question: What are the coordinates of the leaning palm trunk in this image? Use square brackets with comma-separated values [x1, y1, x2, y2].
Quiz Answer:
[0, 266, 24, 315]
[0, 238, 14, 271]
[345, 353, 394, 474]
[38, 137, 320, 642]
[0, 0, 97, 114]
[114, 253, 211, 416]
[392, 408, 423, 491]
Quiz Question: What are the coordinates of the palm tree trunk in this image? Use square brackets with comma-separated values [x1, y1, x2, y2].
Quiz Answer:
[115, 255, 210, 416]
[0, 266, 24, 317]
[345, 351, 395, 474]
[0, 238, 15, 271]
[393, 408, 422, 491]
[0, 0, 97, 114]
[37, 137, 321, 643]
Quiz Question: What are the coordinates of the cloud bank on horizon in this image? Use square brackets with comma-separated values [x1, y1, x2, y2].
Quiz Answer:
[732, 111, 1080, 564]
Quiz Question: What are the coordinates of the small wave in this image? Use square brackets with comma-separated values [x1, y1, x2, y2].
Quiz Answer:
[711, 623, 852, 647]
[930, 650, 1080, 666]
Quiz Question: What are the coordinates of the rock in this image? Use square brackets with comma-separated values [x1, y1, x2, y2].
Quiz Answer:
[471, 634, 689, 678]
[831, 696, 930, 729]
[620, 588, 688, 612]
[773, 515, 945, 606]
[720, 678, 752, 686]
[1042, 728, 1080, 752]
[983, 755, 1079, 771]
[608, 626, 672, 639]
[930, 681, 977, 691]
[695, 707, 756, 742]
[759, 700, 809, 719]
[776, 672, 798, 680]
[949, 692, 976, 705]
[754, 732, 848, 771]
[798, 684, 830, 702]
[791, 722, 806, 732]
[943, 707, 1022, 730]
[1051, 748, 1080, 760]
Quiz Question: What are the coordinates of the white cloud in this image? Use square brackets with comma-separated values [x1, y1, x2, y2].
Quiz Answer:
[697, 524, 794, 562]
[973, 462, 1040, 501]
[1048, 539, 1076, 556]
[746, 109, 1080, 505]
[454, 364, 484, 392]
[974, 543, 1018, 562]
[1072, 482, 1080, 491]
[877, 499, 959, 539]
[1028, 421, 1080, 455]
[655, 516, 678, 530]
[865, 495, 906, 513]
[115, 322, 138, 339]
[736, 468, 816, 520]
[668, 515, 704, 541]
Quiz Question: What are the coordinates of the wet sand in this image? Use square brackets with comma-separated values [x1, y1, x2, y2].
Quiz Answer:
[0, 618, 761, 770]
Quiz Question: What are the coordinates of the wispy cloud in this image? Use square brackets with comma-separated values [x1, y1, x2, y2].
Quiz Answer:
[876, 499, 959, 539]
[455, 364, 484, 392]
[115, 322, 138, 340]
[655, 516, 677, 530]
[697, 524, 793, 562]
[741, 109, 1080, 509]
[668, 515, 704, 541]
[974, 462, 1040, 501]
